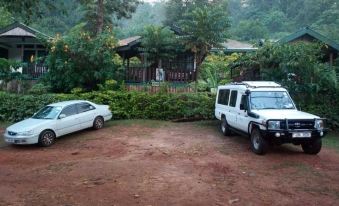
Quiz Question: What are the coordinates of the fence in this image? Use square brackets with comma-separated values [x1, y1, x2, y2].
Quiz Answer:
[126, 82, 194, 93]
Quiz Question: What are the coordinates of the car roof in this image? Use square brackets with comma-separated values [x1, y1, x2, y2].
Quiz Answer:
[218, 81, 286, 91]
[48, 100, 91, 107]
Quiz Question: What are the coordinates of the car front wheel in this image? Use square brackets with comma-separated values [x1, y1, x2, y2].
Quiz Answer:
[302, 139, 322, 155]
[250, 128, 268, 155]
[38, 130, 56, 147]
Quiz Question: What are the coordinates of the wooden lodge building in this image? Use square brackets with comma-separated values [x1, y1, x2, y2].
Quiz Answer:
[231, 27, 339, 81]
[0, 22, 49, 79]
[117, 36, 197, 84]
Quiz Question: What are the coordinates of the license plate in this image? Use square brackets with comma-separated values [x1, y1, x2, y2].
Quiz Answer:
[292, 132, 311, 138]
[5, 138, 15, 143]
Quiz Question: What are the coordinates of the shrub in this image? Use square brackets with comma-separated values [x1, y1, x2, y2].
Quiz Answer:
[0, 91, 215, 122]
[28, 83, 51, 95]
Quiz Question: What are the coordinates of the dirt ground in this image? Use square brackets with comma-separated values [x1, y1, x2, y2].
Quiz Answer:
[0, 120, 339, 206]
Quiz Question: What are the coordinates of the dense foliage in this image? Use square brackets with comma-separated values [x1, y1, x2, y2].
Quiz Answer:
[0, 91, 215, 122]
[228, 0, 339, 41]
[197, 53, 239, 92]
[141, 26, 179, 67]
[167, 0, 230, 66]
[43, 29, 121, 92]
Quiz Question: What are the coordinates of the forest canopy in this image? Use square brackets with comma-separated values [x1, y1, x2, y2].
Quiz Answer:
[0, 0, 337, 42]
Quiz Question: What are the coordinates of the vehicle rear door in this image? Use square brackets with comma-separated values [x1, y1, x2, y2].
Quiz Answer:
[56, 104, 81, 136]
[215, 89, 230, 119]
[76, 102, 97, 129]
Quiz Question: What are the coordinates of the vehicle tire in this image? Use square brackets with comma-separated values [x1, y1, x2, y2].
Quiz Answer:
[301, 139, 322, 155]
[38, 130, 56, 147]
[250, 128, 268, 155]
[220, 117, 231, 136]
[93, 116, 104, 130]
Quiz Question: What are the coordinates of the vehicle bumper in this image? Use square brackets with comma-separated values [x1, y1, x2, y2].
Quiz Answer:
[103, 113, 112, 121]
[3, 133, 39, 145]
[262, 129, 327, 144]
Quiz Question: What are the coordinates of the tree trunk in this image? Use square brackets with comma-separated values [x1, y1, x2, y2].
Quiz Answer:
[96, 0, 104, 34]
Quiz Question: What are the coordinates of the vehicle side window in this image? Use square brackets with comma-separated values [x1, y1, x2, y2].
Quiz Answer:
[229, 90, 238, 107]
[77, 103, 95, 113]
[218, 89, 230, 105]
[240, 95, 248, 110]
[60, 105, 77, 117]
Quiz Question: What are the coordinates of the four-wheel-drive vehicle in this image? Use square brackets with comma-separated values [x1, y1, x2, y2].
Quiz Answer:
[215, 81, 327, 155]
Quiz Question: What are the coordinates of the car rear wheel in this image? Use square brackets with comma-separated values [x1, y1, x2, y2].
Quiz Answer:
[220, 117, 231, 136]
[93, 116, 104, 130]
[38, 130, 56, 147]
[302, 139, 322, 155]
[250, 128, 268, 155]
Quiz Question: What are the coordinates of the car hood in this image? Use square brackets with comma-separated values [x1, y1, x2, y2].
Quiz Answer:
[6, 118, 53, 133]
[251, 109, 320, 120]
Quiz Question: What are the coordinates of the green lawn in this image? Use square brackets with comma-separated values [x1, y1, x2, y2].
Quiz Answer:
[323, 132, 339, 151]
[0, 122, 10, 147]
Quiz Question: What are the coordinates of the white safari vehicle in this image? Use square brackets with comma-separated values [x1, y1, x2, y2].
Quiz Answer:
[215, 81, 326, 155]
[4, 100, 112, 147]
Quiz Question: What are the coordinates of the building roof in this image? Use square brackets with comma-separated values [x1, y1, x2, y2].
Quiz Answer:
[278, 27, 339, 51]
[118, 36, 141, 47]
[0, 22, 50, 38]
[211, 39, 257, 53]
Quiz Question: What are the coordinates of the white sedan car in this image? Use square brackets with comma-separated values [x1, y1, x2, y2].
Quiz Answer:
[3, 100, 112, 147]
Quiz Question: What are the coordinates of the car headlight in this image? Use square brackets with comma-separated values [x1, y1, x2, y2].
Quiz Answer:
[267, 121, 281, 130]
[315, 119, 324, 129]
[17, 130, 34, 136]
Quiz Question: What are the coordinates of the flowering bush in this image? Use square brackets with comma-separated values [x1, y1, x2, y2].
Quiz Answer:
[43, 28, 122, 92]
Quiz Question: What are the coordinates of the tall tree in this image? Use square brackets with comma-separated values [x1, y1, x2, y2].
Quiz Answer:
[0, 0, 55, 23]
[141, 25, 178, 68]
[79, 0, 140, 35]
[178, 0, 230, 67]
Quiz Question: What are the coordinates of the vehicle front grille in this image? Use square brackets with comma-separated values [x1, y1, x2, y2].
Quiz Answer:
[281, 120, 315, 130]
[8, 131, 17, 136]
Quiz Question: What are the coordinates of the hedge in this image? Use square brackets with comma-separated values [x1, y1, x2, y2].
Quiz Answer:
[0, 91, 216, 122]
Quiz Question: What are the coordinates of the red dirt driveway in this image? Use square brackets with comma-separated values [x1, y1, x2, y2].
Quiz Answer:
[0, 120, 339, 206]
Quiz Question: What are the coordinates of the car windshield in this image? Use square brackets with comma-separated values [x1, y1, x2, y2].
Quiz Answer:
[32, 106, 62, 119]
[250, 91, 295, 110]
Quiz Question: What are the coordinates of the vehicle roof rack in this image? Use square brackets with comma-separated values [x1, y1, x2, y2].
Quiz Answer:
[230, 81, 282, 88]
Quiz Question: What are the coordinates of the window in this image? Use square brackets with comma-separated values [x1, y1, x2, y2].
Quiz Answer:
[77, 103, 95, 113]
[229, 90, 238, 107]
[218, 89, 230, 105]
[240, 95, 248, 110]
[60, 105, 77, 117]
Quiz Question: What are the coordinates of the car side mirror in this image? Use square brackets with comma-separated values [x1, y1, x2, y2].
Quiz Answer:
[59, 114, 67, 119]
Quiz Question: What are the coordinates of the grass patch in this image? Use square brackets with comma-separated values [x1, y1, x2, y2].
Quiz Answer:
[323, 132, 339, 151]
[192, 120, 219, 128]
[0, 121, 10, 147]
[105, 119, 171, 128]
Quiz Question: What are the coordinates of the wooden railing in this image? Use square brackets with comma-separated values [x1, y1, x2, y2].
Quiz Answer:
[126, 66, 196, 83]
[22, 63, 48, 79]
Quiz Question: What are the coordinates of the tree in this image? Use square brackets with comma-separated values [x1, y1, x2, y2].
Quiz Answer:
[197, 53, 239, 92]
[79, 0, 140, 35]
[179, 1, 230, 67]
[115, 2, 166, 39]
[44, 28, 120, 92]
[141, 25, 178, 68]
[231, 20, 268, 41]
[0, 0, 55, 23]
